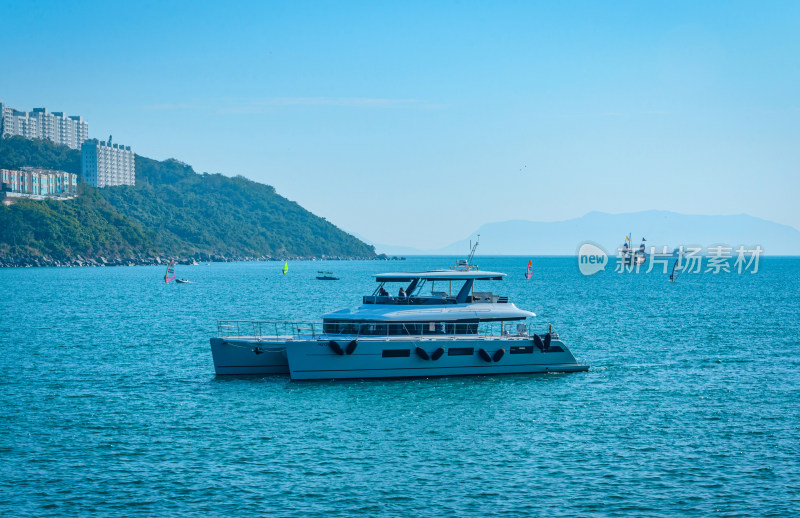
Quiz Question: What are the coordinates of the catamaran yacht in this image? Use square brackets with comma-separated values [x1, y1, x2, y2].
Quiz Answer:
[210, 260, 588, 380]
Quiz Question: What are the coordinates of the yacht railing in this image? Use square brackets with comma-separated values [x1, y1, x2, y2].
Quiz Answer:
[216, 320, 545, 340]
[362, 294, 510, 305]
[217, 320, 321, 340]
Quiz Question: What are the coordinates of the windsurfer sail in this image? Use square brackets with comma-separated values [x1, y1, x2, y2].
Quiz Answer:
[164, 260, 176, 284]
[669, 258, 682, 282]
[282, 261, 288, 275]
[525, 260, 532, 280]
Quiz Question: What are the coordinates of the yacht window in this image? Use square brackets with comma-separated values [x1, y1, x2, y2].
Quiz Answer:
[389, 323, 409, 335]
[323, 322, 337, 334]
[448, 347, 474, 356]
[325, 320, 480, 337]
[450, 323, 478, 334]
[510, 345, 534, 354]
[382, 349, 411, 358]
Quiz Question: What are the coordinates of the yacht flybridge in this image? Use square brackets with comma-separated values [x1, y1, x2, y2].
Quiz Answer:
[210, 261, 588, 379]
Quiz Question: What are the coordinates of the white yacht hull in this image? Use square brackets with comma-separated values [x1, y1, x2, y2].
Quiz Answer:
[210, 336, 587, 379]
[286, 337, 586, 380]
[210, 338, 289, 375]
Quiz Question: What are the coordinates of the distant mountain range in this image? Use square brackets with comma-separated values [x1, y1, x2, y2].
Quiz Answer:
[372, 211, 800, 256]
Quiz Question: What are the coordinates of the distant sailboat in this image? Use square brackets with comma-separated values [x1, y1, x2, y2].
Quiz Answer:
[669, 259, 682, 282]
[164, 260, 176, 284]
[282, 261, 289, 275]
[525, 260, 532, 280]
[621, 233, 647, 266]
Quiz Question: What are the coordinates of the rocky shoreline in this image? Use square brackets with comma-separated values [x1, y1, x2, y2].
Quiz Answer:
[0, 252, 405, 268]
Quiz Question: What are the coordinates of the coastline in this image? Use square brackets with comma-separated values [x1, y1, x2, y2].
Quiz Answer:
[0, 252, 403, 268]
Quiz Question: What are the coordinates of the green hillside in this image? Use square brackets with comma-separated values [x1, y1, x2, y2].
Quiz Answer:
[0, 135, 81, 174]
[0, 136, 374, 264]
[0, 185, 156, 262]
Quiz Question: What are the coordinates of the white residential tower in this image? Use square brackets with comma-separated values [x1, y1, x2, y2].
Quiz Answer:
[81, 139, 135, 187]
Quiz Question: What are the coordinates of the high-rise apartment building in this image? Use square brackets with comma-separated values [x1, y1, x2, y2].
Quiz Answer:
[0, 101, 89, 150]
[81, 139, 135, 187]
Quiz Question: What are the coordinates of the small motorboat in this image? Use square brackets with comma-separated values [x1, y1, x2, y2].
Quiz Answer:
[316, 275, 339, 281]
[176, 278, 191, 283]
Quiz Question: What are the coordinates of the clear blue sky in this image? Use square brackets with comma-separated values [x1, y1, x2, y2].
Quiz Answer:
[2, 1, 798, 249]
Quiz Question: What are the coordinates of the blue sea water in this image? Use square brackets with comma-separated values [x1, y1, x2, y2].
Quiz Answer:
[1, 257, 798, 516]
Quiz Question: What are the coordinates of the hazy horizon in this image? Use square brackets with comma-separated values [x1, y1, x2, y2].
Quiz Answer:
[363, 210, 800, 256]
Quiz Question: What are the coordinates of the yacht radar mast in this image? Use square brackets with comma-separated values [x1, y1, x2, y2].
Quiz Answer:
[455, 234, 480, 271]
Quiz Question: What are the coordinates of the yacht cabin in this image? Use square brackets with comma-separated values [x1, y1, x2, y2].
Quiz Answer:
[321, 270, 534, 336]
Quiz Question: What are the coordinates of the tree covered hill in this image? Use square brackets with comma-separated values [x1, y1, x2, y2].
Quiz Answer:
[0, 137, 375, 264]
[0, 135, 81, 175]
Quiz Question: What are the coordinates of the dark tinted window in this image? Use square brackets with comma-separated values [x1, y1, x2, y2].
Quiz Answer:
[510, 346, 534, 354]
[324, 320, 480, 336]
[382, 349, 411, 358]
[448, 347, 474, 356]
